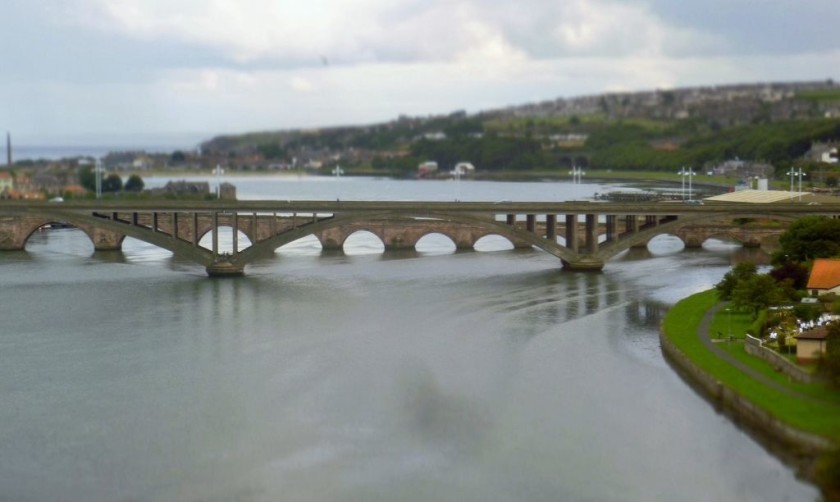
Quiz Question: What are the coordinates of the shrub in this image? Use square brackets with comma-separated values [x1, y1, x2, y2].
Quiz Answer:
[793, 303, 822, 322]
[747, 309, 768, 337]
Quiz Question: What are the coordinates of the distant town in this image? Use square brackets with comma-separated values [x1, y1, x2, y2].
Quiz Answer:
[2, 79, 840, 200]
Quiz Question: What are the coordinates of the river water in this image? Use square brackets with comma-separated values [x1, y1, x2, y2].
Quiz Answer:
[0, 176, 818, 501]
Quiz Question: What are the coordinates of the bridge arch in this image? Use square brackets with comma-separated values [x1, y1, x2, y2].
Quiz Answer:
[474, 233, 515, 252]
[235, 209, 583, 266]
[275, 235, 323, 256]
[196, 226, 254, 254]
[341, 230, 386, 255]
[594, 211, 794, 262]
[415, 232, 457, 254]
[51, 211, 217, 266]
[13, 215, 127, 252]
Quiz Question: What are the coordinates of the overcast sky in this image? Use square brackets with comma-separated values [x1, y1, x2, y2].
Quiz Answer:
[2, 0, 839, 146]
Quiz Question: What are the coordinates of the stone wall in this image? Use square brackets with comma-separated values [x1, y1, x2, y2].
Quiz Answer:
[744, 335, 821, 384]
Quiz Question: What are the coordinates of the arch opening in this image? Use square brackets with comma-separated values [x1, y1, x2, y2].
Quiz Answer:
[24, 225, 93, 256]
[198, 226, 253, 255]
[645, 234, 685, 255]
[276, 235, 323, 256]
[343, 230, 385, 255]
[415, 233, 456, 255]
[121, 236, 174, 262]
[702, 236, 743, 250]
[474, 234, 515, 252]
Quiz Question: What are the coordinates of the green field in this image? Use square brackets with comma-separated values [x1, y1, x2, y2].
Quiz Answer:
[797, 89, 840, 103]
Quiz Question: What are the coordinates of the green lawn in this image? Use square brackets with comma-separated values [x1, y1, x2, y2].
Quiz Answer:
[797, 89, 840, 103]
[663, 290, 840, 441]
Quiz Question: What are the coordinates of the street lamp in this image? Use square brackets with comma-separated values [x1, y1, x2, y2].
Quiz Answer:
[95, 158, 103, 199]
[726, 307, 732, 342]
[214, 164, 224, 199]
[678, 167, 695, 201]
[785, 167, 806, 201]
[569, 165, 585, 184]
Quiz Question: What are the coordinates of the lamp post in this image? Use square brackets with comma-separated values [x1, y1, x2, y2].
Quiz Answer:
[214, 164, 224, 199]
[678, 167, 695, 201]
[95, 158, 102, 199]
[726, 307, 732, 342]
[787, 167, 795, 194]
[786, 167, 806, 201]
[569, 165, 585, 184]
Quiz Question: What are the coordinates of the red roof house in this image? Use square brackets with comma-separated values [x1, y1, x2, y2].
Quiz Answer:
[807, 259, 840, 296]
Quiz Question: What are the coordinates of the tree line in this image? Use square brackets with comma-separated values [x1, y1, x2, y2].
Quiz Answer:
[78, 166, 145, 194]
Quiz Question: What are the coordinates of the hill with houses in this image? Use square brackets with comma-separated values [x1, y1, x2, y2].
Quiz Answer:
[197, 79, 840, 178]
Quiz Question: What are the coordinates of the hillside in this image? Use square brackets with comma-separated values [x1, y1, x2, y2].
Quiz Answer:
[199, 80, 840, 177]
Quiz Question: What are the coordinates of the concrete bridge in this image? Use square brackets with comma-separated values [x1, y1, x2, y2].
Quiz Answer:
[1, 200, 837, 276]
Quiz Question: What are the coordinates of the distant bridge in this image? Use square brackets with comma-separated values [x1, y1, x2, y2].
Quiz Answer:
[1, 200, 837, 276]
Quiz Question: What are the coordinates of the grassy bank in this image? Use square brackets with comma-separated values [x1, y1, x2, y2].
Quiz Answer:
[662, 290, 840, 441]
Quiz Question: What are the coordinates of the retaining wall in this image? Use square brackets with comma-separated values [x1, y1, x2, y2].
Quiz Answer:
[659, 330, 833, 458]
[744, 335, 821, 384]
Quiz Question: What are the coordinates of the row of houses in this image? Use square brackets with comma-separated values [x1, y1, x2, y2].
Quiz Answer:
[791, 259, 840, 364]
[0, 171, 84, 200]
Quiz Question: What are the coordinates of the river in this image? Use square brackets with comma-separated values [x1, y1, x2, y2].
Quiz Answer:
[0, 176, 818, 501]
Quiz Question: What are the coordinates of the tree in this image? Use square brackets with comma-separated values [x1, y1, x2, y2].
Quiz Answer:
[102, 173, 123, 192]
[819, 323, 840, 387]
[775, 216, 840, 263]
[769, 261, 809, 290]
[124, 174, 144, 192]
[715, 261, 758, 301]
[78, 165, 96, 192]
[730, 273, 786, 319]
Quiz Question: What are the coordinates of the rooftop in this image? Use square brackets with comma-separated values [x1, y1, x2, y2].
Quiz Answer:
[796, 326, 830, 340]
[807, 258, 840, 290]
[705, 189, 838, 204]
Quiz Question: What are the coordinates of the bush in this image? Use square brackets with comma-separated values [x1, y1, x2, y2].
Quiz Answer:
[747, 309, 768, 337]
[819, 292, 838, 303]
[815, 449, 840, 501]
[793, 303, 822, 322]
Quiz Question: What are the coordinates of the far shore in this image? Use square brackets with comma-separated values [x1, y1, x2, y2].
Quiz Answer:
[136, 168, 746, 191]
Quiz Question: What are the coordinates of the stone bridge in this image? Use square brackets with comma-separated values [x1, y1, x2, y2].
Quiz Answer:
[1, 200, 837, 276]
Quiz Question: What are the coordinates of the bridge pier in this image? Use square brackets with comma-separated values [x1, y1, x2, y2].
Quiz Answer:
[91, 228, 124, 251]
[561, 257, 605, 272]
[684, 236, 704, 249]
[206, 257, 245, 277]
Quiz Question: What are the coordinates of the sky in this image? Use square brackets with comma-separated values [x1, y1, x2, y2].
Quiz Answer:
[1, 0, 839, 148]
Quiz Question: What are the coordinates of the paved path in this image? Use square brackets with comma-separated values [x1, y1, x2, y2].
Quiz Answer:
[698, 303, 834, 405]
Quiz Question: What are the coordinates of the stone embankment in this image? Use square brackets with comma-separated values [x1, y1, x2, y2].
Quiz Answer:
[660, 302, 834, 471]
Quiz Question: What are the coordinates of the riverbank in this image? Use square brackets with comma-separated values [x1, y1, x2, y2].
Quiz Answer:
[660, 290, 840, 496]
[140, 168, 737, 194]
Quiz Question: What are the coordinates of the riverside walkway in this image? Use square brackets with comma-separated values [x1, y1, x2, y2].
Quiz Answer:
[698, 303, 829, 404]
